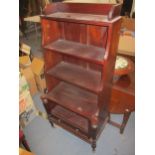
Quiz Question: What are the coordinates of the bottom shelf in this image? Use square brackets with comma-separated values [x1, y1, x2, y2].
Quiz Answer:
[49, 105, 108, 143]
[45, 82, 98, 119]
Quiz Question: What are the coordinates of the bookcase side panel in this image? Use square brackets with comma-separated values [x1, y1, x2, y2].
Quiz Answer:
[98, 19, 122, 116]
[41, 19, 61, 46]
[44, 50, 63, 92]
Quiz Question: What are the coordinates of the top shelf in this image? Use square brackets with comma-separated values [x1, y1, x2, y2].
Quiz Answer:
[42, 12, 121, 26]
[42, 3, 122, 25]
[44, 12, 107, 24]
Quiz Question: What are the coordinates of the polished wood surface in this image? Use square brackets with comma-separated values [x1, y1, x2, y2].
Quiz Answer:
[47, 61, 101, 93]
[41, 2, 122, 151]
[44, 39, 106, 64]
[43, 2, 122, 19]
[44, 82, 98, 119]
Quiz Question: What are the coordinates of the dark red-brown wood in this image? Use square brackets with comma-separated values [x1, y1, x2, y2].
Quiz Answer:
[43, 2, 122, 20]
[47, 61, 102, 93]
[43, 82, 98, 119]
[41, 2, 122, 151]
[44, 39, 106, 64]
[52, 105, 89, 133]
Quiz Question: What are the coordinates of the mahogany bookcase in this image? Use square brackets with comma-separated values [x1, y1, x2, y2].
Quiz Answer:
[40, 2, 122, 151]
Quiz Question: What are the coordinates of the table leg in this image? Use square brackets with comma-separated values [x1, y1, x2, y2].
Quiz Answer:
[120, 109, 131, 134]
[108, 110, 131, 134]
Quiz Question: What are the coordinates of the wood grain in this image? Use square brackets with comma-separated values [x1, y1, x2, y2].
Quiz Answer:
[47, 61, 102, 93]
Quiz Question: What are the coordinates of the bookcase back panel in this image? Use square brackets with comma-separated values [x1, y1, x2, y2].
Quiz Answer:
[56, 3, 113, 15]
[42, 19, 108, 49]
[60, 22, 108, 48]
[87, 25, 108, 48]
[63, 22, 87, 43]
[44, 50, 63, 91]
[63, 56, 102, 72]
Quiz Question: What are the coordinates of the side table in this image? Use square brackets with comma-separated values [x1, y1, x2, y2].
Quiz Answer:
[109, 58, 135, 134]
[24, 15, 41, 39]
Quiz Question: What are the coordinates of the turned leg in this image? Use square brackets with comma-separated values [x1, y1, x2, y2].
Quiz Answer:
[48, 115, 54, 128]
[92, 140, 96, 152]
[50, 122, 54, 127]
[89, 118, 97, 151]
[50, 120, 54, 127]
[42, 97, 55, 128]
[120, 109, 131, 134]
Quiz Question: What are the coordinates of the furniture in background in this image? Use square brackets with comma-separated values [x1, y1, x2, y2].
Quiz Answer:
[24, 15, 41, 39]
[40, 2, 122, 151]
[112, 16, 135, 130]
[109, 56, 135, 133]
[20, 0, 49, 37]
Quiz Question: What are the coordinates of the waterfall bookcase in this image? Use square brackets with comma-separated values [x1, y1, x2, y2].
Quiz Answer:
[40, 2, 122, 151]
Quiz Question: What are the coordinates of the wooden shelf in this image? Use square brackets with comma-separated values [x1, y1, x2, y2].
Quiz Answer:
[44, 12, 110, 25]
[44, 39, 105, 64]
[47, 61, 102, 93]
[45, 82, 98, 119]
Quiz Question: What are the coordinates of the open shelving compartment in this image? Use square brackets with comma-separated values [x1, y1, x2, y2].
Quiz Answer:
[41, 2, 122, 151]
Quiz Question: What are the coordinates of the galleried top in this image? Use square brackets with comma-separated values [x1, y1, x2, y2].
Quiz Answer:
[41, 2, 122, 25]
